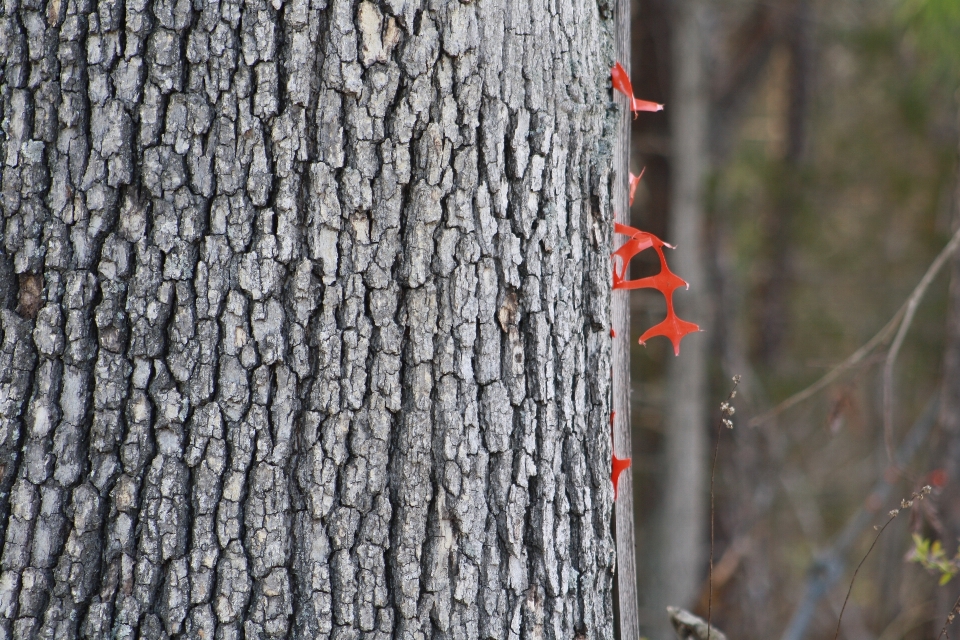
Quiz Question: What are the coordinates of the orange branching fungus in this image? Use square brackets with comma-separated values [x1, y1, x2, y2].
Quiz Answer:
[612, 222, 700, 355]
[611, 62, 664, 114]
[629, 168, 644, 207]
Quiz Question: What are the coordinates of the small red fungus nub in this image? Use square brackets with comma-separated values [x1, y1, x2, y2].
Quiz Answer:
[629, 168, 645, 207]
[611, 62, 664, 115]
[611, 454, 632, 499]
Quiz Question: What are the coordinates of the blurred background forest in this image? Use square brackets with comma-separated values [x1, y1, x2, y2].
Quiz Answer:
[626, 0, 960, 639]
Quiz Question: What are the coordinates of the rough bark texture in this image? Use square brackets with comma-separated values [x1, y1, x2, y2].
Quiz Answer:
[0, 0, 623, 637]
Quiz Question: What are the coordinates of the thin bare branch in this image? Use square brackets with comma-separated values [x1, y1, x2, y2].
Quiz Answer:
[749, 307, 903, 427]
[883, 226, 960, 459]
[752, 225, 960, 429]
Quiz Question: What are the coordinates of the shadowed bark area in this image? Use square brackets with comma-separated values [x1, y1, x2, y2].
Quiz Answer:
[0, 0, 624, 637]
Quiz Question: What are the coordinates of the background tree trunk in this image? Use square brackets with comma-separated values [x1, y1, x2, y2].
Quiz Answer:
[935, 101, 960, 638]
[644, 0, 709, 637]
[0, 0, 625, 637]
[753, 0, 811, 368]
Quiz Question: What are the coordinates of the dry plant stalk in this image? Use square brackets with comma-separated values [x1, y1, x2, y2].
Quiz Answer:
[938, 594, 960, 640]
[708, 376, 741, 640]
[833, 486, 932, 640]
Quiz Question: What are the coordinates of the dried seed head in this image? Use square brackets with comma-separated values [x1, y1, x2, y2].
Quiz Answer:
[901, 499, 914, 509]
[889, 509, 900, 518]
[723, 419, 734, 429]
[730, 390, 737, 398]
[923, 485, 932, 494]
[732, 375, 742, 383]
[726, 406, 735, 416]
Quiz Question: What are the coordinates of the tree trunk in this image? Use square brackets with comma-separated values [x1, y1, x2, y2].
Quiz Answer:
[753, 0, 811, 368]
[611, 1, 639, 638]
[645, 0, 709, 637]
[936, 102, 960, 637]
[0, 0, 624, 637]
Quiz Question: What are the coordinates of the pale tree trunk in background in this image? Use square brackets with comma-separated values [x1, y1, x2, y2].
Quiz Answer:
[0, 0, 625, 637]
[936, 103, 960, 636]
[754, 0, 811, 367]
[645, 0, 709, 636]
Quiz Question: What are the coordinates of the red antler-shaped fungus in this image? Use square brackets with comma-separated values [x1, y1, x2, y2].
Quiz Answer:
[612, 223, 700, 355]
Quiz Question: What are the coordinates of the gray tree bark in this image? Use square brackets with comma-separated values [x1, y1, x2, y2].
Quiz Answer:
[0, 0, 625, 637]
